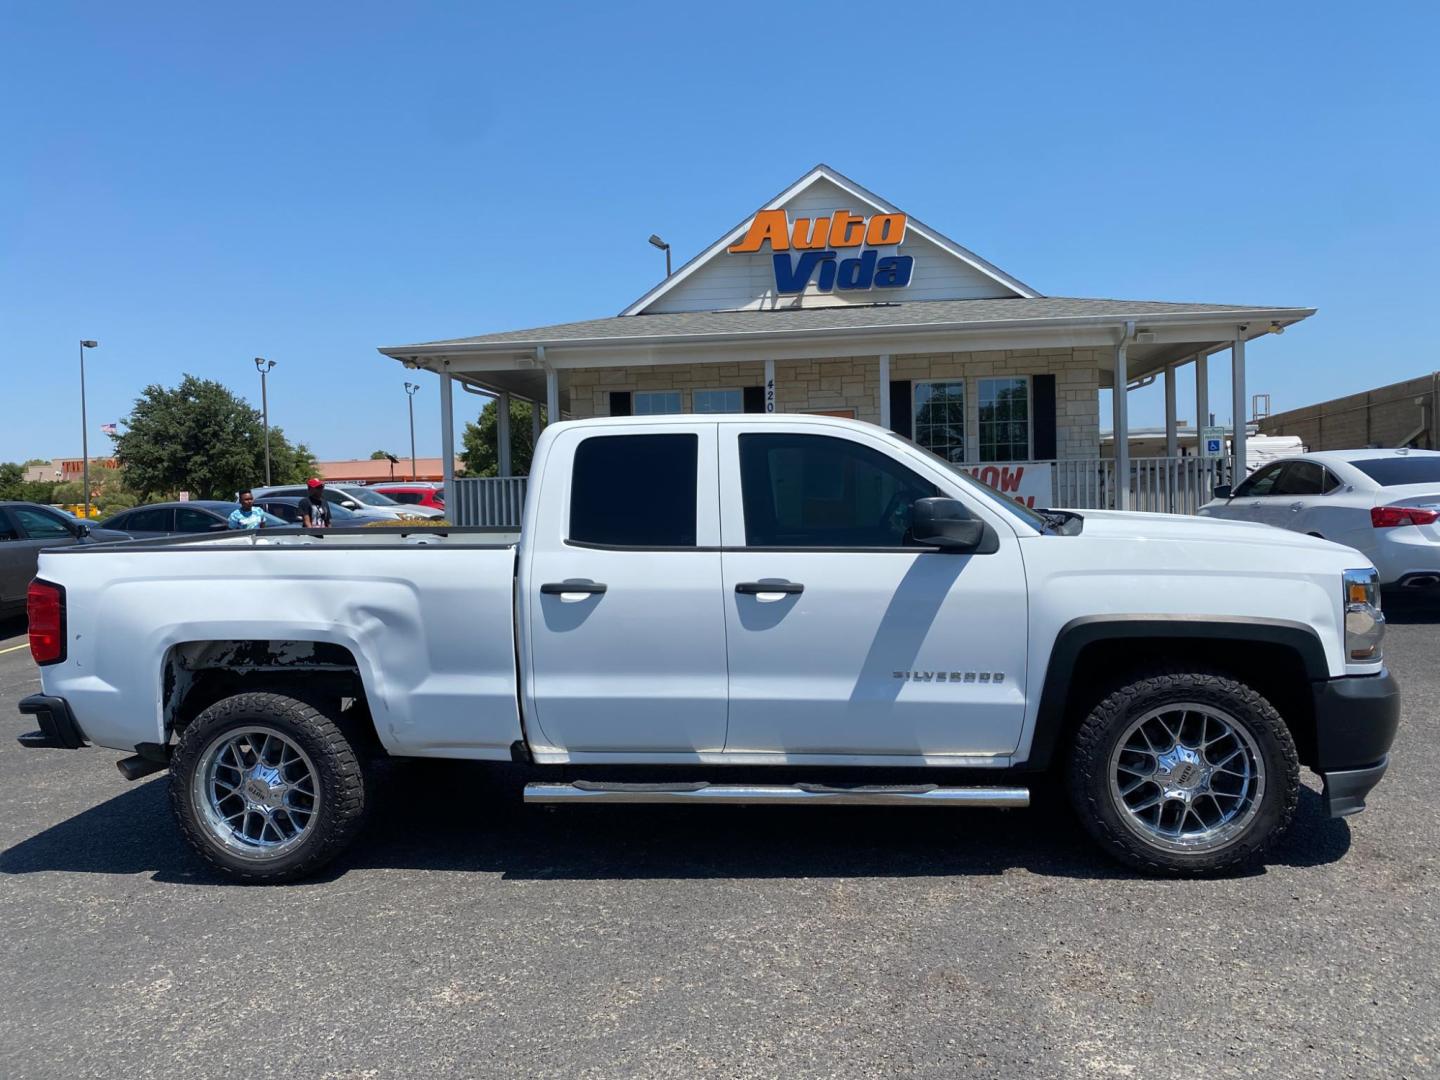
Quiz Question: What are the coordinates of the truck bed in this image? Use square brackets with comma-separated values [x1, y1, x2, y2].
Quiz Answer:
[35, 527, 526, 759]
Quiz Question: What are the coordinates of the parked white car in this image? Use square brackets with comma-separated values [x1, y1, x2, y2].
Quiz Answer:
[1199, 449, 1440, 588]
[250, 484, 438, 522]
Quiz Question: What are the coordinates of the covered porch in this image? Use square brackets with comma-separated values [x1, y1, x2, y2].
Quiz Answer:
[379, 298, 1313, 525]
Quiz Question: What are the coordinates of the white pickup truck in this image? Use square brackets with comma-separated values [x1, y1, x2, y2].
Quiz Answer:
[19, 415, 1399, 882]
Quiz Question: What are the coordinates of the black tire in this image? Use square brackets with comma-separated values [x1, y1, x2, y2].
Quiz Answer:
[1067, 669, 1300, 875]
[170, 692, 370, 883]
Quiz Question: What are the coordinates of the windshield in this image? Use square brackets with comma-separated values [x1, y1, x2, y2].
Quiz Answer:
[899, 440, 1053, 530]
[341, 487, 400, 506]
[1351, 456, 1440, 487]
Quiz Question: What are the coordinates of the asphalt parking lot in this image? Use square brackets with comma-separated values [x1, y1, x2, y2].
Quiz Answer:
[1, 607, 1437, 1080]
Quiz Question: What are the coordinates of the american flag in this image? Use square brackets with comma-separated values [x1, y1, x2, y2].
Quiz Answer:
[100, 423, 118, 435]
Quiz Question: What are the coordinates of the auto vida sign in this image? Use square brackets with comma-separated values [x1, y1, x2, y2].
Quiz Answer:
[727, 208, 914, 295]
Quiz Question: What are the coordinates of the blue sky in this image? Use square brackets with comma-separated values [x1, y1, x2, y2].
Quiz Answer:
[3, 1, 1436, 462]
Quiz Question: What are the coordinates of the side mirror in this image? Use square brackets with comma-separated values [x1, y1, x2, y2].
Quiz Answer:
[1212, 484, 1233, 500]
[911, 497, 987, 552]
[342, 500, 360, 510]
[75, 522, 91, 538]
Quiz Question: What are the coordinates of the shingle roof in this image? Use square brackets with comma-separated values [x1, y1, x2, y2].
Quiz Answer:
[384, 297, 1313, 353]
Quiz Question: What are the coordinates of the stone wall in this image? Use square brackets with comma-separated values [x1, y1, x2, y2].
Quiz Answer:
[563, 349, 1102, 460]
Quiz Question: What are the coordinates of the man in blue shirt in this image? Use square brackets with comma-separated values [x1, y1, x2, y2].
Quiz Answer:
[227, 490, 266, 530]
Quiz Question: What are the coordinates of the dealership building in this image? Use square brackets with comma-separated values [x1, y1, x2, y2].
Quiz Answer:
[379, 165, 1314, 521]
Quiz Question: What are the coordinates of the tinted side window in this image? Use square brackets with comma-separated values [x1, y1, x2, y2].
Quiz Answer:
[386, 491, 422, 504]
[176, 508, 220, 532]
[263, 502, 300, 523]
[1274, 461, 1325, 496]
[569, 434, 698, 547]
[0, 513, 18, 541]
[1321, 468, 1341, 494]
[739, 433, 939, 547]
[126, 508, 174, 532]
[12, 507, 73, 539]
[1233, 462, 1285, 498]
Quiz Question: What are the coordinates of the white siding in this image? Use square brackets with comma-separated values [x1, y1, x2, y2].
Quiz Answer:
[644, 177, 1020, 314]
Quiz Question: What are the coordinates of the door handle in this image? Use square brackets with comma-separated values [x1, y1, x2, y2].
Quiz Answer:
[540, 581, 607, 595]
[736, 581, 804, 595]
[1289, 502, 1304, 512]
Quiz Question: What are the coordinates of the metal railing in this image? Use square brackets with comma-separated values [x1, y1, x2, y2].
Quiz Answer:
[452, 476, 528, 527]
[449, 456, 1233, 526]
[1043, 456, 1233, 514]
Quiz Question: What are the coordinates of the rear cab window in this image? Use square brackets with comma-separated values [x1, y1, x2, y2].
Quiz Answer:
[569, 433, 699, 547]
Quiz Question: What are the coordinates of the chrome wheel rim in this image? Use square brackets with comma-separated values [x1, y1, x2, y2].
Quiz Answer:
[192, 727, 321, 860]
[1108, 702, 1265, 853]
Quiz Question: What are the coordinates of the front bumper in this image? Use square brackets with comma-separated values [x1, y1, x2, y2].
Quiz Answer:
[17, 694, 86, 749]
[1311, 670, 1400, 818]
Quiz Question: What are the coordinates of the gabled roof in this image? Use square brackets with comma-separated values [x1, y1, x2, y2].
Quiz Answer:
[618, 164, 1040, 316]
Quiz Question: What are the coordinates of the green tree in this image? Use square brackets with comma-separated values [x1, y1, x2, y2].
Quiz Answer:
[460, 398, 541, 478]
[113, 375, 316, 500]
[0, 462, 24, 499]
[369, 450, 394, 460]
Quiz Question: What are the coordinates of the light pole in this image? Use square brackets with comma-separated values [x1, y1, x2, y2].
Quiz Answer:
[648, 233, 671, 277]
[79, 340, 98, 519]
[254, 358, 277, 485]
[404, 382, 420, 480]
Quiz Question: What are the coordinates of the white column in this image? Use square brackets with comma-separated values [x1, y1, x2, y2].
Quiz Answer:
[496, 391, 512, 477]
[545, 368, 560, 424]
[878, 354, 891, 429]
[439, 368, 456, 516]
[531, 399, 541, 445]
[1195, 351, 1210, 434]
[764, 359, 776, 413]
[1113, 340, 1130, 509]
[1164, 364, 1178, 457]
[1231, 329, 1247, 476]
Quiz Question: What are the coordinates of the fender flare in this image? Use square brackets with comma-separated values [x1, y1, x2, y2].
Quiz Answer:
[1019, 615, 1329, 770]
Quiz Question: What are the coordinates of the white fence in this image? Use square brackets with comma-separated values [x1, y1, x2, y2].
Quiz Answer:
[451, 477, 527, 528]
[450, 456, 1234, 527]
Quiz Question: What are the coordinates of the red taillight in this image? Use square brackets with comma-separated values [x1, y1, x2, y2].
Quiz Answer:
[27, 580, 66, 665]
[1371, 505, 1440, 528]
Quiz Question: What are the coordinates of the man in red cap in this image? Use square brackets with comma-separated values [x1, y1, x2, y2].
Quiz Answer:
[300, 478, 332, 528]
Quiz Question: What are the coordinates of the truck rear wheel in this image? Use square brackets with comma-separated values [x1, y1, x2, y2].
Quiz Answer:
[170, 692, 369, 883]
[1067, 670, 1299, 875]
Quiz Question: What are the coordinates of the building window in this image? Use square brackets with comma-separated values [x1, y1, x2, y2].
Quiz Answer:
[912, 380, 966, 463]
[692, 388, 743, 413]
[978, 377, 1030, 462]
[633, 390, 683, 415]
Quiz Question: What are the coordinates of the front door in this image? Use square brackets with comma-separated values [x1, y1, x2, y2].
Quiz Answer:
[523, 423, 729, 754]
[718, 423, 1029, 758]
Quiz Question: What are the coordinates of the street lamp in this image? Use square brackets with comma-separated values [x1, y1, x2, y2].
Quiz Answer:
[648, 233, 671, 277]
[254, 358, 277, 485]
[79, 340, 98, 519]
[404, 382, 420, 480]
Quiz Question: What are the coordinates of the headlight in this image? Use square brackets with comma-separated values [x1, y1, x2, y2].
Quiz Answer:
[1343, 568, 1384, 662]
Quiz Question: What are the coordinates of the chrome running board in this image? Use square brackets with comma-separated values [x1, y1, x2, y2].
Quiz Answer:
[523, 781, 1029, 807]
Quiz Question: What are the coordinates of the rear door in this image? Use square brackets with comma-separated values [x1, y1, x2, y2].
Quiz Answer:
[522, 423, 729, 754]
[717, 422, 1030, 758]
[0, 510, 29, 608]
[1270, 460, 1333, 533]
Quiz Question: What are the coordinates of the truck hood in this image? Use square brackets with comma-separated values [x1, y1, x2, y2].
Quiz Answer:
[1067, 508, 1354, 554]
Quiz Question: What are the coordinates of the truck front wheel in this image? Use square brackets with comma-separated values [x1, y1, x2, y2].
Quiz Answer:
[1067, 670, 1300, 875]
[170, 692, 370, 883]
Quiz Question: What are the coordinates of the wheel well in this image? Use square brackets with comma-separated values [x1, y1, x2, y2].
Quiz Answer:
[161, 640, 382, 754]
[1032, 635, 1318, 770]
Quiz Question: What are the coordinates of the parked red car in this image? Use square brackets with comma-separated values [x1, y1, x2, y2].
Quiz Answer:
[369, 483, 445, 512]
